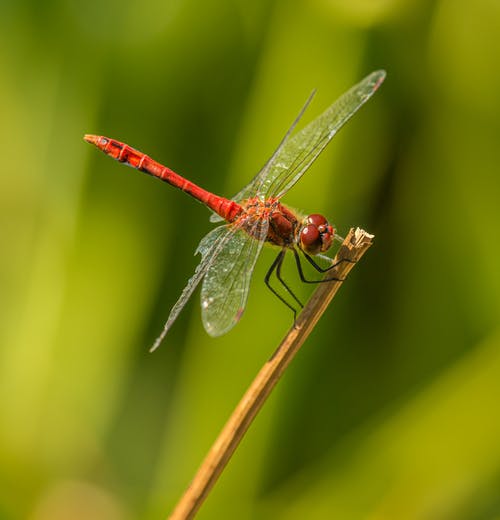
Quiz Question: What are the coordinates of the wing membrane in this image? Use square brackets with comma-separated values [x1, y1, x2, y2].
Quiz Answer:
[201, 220, 268, 336]
[150, 225, 234, 351]
[222, 70, 386, 207]
[208, 90, 315, 223]
[210, 70, 385, 223]
[260, 70, 386, 198]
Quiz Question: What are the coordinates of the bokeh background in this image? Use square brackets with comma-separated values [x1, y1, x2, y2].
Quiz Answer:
[1, 0, 500, 518]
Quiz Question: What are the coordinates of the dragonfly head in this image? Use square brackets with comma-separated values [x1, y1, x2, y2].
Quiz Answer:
[298, 214, 335, 255]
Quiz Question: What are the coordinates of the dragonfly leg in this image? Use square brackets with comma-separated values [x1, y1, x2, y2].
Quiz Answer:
[276, 251, 304, 308]
[304, 252, 356, 273]
[265, 250, 302, 319]
[293, 248, 348, 283]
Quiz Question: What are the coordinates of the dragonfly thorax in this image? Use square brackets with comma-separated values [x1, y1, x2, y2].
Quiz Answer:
[298, 214, 335, 255]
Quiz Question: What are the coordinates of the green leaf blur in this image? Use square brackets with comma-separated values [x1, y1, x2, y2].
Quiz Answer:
[1, 0, 499, 519]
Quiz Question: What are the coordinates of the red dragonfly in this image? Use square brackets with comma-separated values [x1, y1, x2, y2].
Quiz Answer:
[85, 70, 385, 350]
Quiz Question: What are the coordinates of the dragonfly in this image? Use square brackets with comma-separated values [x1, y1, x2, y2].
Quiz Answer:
[84, 69, 385, 351]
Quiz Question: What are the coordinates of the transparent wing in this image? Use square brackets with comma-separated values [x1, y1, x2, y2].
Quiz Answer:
[249, 70, 386, 200]
[264, 70, 386, 198]
[201, 219, 269, 336]
[150, 225, 234, 351]
[209, 211, 224, 223]
[210, 70, 385, 223]
[225, 91, 316, 204]
[208, 90, 316, 224]
[209, 211, 223, 223]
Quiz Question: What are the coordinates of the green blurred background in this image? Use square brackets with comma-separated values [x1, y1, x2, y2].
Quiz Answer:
[1, 0, 500, 518]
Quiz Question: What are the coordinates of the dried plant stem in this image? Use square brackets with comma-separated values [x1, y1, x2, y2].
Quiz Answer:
[168, 228, 374, 520]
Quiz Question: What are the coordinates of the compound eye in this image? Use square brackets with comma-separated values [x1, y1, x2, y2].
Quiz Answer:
[307, 214, 328, 227]
[299, 213, 336, 254]
[99, 137, 109, 146]
[300, 225, 322, 255]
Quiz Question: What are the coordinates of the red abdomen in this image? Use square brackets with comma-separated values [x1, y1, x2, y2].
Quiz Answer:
[84, 135, 242, 222]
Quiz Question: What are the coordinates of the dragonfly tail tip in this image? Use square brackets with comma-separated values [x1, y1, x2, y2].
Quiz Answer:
[83, 134, 98, 145]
